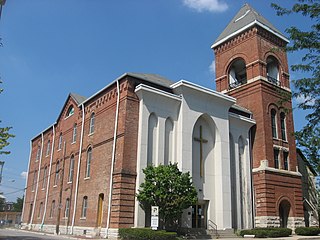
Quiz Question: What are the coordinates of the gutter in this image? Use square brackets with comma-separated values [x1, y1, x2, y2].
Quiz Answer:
[71, 103, 85, 234]
[106, 80, 120, 237]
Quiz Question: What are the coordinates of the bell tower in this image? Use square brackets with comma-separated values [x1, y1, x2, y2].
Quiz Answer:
[213, 4, 304, 228]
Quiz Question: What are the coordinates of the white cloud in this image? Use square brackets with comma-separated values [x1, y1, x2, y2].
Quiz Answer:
[183, 0, 228, 13]
[209, 60, 216, 75]
[294, 94, 315, 106]
[20, 171, 28, 179]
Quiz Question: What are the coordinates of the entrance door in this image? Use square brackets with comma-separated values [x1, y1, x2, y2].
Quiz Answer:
[279, 200, 291, 228]
[192, 204, 206, 228]
[96, 193, 104, 227]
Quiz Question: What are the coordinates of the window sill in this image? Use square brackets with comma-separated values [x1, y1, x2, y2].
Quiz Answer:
[53, 185, 57, 188]
[80, 217, 86, 220]
[67, 181, 72, 184]
[84, 177, 90, 180]
[41, 188, 45, 191]
[62, 217, 68, 220]
[57, 149, 61, 152]
[71, 141, 76, 145]
[88, 132, 94, 137]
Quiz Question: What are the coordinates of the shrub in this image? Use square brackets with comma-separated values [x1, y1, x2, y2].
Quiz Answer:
[119, 228, 178, 240]
[239, 228, 292, 238]
[295, 227, 320, 236]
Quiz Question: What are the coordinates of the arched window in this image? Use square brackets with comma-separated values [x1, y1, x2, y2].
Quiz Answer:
[229, 58, 247, 89]
[50, 200, 55, 218]
[72, 123, 77, 143]
[54, 161, 60, 186]
[58, 133, 62, 150]
[280, 112, 287, 141]
[89, 113, 95, 134]
[46, 140, 51, 156]
[36, 145, 41, 161]
[271, 109, 277, 139]
[65, 198, 70, 218]
[42, 166, 47, 189]
[283, 151, 289, 170]
[274, 148, 280, 169]
[38, 202, 43, 218]
[66, 105, 74, 117]
[267, 56, 280, 85]
[85, 148, 92, 178]
[164, 118, 174, 165]
[68, 155, 75, 183]
[81, 196, 88, 218]
[147, 113, 158, 166]
[32, 170, 37, 191]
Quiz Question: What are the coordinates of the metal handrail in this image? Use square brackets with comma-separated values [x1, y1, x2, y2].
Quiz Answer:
[208, 219, 219, 239]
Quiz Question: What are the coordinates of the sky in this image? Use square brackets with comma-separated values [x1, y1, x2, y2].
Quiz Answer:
[0, 0, 312, 201]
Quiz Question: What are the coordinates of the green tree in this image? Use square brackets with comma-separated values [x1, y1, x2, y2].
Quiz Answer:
[13, 196, 23, 212]
[0, 81, 14, 155]
[137, 163, 197, 230]
[272, 0, 320, 172]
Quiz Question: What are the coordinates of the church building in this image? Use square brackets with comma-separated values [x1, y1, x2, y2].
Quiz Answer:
[21, 4, 305, 238]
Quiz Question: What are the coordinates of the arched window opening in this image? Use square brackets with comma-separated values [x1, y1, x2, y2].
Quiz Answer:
[65, 198, 70, 218]
[279, 200, 291, 228]
[50, 200, 55, 218]
[46, 140, 51, 156]
[267, 56, 280, 85]
[283, 151, 289, 170]
[280, 112, 287, 141]
[164, 118, 174, 165]
[147, 113, 158, 166]
[274, 149, 280, 169]
[66, 105, 74, 118]
[32, 170, 37, 191]
[82, 196, 88, 218]
[36, 145, 41, 161]
[54, 161, 60, 186]
[229, 58, 247, 89]
[42, 166, 47, 189]
[89, 113, 95, 134]
[271, 109, 277, 139]
[85, 148, 92, 178]
[58, 133, 62, 150]
[68, 155, 75, 182]
[72, 123, 77, 143]
[38, 202, 43, 218]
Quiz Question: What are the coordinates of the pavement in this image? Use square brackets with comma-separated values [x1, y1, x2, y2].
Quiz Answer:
[3, 227, 320, 240]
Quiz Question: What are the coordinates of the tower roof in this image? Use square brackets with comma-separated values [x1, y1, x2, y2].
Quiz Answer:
[212, 3, 289, 48]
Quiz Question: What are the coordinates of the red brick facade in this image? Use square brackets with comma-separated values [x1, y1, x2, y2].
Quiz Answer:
[213, 25, 304, 226]
[22, 76, 142, 235]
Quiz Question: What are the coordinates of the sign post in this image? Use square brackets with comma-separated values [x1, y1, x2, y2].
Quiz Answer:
[151, 206, 159, 230]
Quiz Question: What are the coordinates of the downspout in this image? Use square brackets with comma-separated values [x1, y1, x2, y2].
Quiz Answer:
[41, 125, 55, 227]
[106, 80, 120, 237]
[249, 125, 255, 228]
[21, 140, 33, 225]
[30, 132, 44, 228]
[71, 104, 85, 234]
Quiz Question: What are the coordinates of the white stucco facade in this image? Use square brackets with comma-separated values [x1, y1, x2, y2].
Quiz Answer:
[134, 80, 255, 230]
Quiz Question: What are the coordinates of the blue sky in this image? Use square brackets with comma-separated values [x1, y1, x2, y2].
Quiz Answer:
[0, 0, 311, 201]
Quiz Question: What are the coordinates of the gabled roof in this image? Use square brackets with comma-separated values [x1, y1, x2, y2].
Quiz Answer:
[56, 93, 86, 122]
[126, 72, 174, 88]
[70, 93, 87, 105]
[212, 3, 289, 48]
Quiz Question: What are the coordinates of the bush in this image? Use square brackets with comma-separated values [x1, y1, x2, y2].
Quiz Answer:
[239, 228, 292, 238]
[119, 228, 178, 240]
[295, 227, 320, 236]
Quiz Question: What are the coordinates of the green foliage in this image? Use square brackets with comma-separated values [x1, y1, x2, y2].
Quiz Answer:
[137, 163, 197, 230]
[13, 196, 23, 212]
[119, 228, 178, 240]
[271, 0, 320, 172]
[239, 228, 292, 238]
[0, 81, 14, 155]
[295, 227, 320, 236]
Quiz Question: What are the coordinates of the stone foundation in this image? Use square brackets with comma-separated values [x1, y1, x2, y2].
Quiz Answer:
[255, 216, 304, 230]
[20, 223, 120, 239]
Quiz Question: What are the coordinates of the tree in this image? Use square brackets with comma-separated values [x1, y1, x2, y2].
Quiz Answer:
[0, 81, 14, 155]
[137, 163, 197, 230]
[13, 196, 23, 212]
[272, 0, 320, 172]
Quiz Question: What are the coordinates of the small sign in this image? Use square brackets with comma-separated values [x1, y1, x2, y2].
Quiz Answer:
[151, 206, 159, 216]
[151, 206, 159, 230]
[151, 216, 159, 230]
